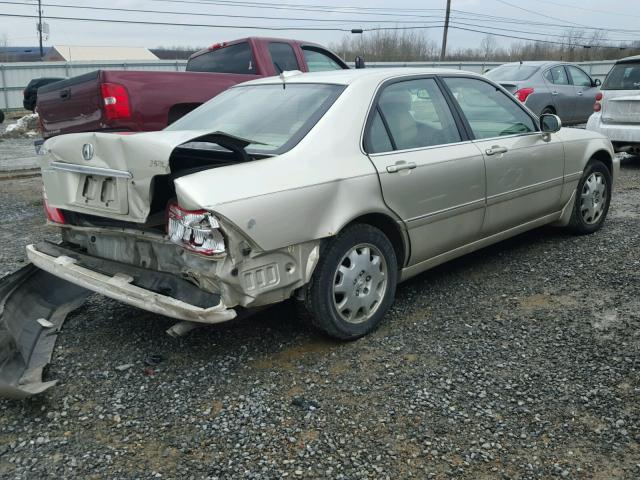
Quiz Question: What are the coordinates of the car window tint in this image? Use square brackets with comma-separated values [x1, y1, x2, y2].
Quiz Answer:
[376, 78, 461, 151]
[366, 109, 394, 153]
[444, 77, 536, 139]
[602, 63, 640, 90]
[302, 48, 344, 72]
[567, 66, 592, 87]
[543, 66, 569, 85]
[186, 43, 256, 74]
[269, 42, 299, 71]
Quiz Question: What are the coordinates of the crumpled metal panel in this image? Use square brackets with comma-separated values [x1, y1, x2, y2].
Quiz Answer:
[0, 264, 89, 399]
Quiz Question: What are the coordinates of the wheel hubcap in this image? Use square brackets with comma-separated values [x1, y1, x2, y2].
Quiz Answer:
[580, 172, 607, 225]
[333, 243, 387, 324]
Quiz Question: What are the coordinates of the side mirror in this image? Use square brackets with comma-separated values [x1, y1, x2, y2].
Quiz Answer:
[540, 113, 562, 134]
[593, 78, 602, 87]
[354, 56, 365, 69]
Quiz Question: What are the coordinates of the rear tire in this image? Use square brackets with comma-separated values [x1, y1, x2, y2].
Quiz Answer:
[302, 224, 398, 340]
[568, 160, 612, 234]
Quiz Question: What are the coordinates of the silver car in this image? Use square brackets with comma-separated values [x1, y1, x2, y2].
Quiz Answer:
[0, 68, 620, 396]
[486, 61, 601, 124]
[587, 55, 640, 154]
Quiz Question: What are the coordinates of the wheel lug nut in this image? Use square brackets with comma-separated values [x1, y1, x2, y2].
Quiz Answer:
[366, 276, 371, 281]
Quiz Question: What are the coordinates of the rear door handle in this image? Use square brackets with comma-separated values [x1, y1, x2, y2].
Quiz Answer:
[577, 91, 583, 95]
[551, 91, 559, 95]
[485, 145, 508, 156]
[60, 88, 71, 100]
[386, 161, 416, 173]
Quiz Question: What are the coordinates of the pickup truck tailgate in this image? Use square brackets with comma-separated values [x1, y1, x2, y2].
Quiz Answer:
[37, 71, 103, 137]
[40, 129, 212, 223]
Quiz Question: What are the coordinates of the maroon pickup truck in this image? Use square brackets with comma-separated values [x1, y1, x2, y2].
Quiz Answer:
[36, 37, 348, 139]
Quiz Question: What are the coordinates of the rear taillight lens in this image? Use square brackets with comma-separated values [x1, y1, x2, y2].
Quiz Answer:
[594, 91, 603, 112]
[167, 203, 225, 255]
[514, 87, 534, 103]
[43, 189, 65, 224]
[101, 83, 131, 121]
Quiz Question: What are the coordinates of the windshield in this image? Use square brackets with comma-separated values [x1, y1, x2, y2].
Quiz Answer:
[486, 65, 539, 82]
[166, 83, 345, 154]
[602, 63, 640, 90]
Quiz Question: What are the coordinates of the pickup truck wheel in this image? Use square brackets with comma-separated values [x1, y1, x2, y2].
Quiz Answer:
[303, 224, 398, 340]
[568, 160, 612, 234]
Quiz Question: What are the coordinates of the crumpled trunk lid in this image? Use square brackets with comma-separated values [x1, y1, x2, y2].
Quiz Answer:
[41, 129, 212, 223]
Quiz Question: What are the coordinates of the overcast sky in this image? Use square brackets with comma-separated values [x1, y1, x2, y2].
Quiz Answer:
[1, 0, 638, 52]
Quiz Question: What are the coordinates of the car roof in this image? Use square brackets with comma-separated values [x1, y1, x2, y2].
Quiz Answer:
[616, 54, 640, 64]
[236, 67, 483, 87]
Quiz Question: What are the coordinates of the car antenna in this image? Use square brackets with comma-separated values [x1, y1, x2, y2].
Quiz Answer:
[274, 62, 286, 90]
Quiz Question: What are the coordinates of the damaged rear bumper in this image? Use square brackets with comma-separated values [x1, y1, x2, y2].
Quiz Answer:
[26, 243, 237, 325]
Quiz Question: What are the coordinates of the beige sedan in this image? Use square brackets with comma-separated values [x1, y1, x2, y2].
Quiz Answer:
[30, 68, 618, 340]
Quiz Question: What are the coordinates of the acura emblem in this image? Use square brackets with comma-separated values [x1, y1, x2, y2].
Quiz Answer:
[82, 143, 94, 161]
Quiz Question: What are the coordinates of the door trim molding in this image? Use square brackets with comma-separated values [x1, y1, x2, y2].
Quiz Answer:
[406, 198, 485, 228]
[486, 176, 564, 206]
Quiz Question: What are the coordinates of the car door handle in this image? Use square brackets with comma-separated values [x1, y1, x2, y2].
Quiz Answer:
[577, 91, 583, 95]
[551, 91, 559, 95]
[485, 145, 508, 156]
[386, 161, 416, 173]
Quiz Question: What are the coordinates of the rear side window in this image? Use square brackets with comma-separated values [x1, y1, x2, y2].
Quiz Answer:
[365, 110, 393, 153]
[269, 42, 299, 71]
[186, 43, 256, 74]
[602, 63, 640, 90]
[444, 77, 536, 139]
[543, 66, 569, 85]
[567, 66, 592, 87]
[368, 78, 461, 152]
[302, 47, 344, 72]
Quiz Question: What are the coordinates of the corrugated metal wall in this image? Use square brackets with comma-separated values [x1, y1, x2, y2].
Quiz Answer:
[0, 59, 617, 111]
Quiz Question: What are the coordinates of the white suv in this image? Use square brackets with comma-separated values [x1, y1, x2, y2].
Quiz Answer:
[587, 55, 640, 155]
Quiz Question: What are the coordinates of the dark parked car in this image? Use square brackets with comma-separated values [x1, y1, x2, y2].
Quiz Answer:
[485, 61, 601, 124]
[23, 77, 65, 111]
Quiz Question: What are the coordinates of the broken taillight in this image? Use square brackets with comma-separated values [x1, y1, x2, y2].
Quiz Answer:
[167, 203, 225, 255]
[43, 189, 65, 224]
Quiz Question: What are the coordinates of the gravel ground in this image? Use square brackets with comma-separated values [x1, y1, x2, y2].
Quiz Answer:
[0, 159, 639, 479]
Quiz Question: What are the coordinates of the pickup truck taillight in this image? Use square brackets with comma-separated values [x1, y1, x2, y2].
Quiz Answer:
[101, 83, 131, 120]
[43, 189, 65, 224]
[167, 203, 225, 255]
[514, 87, 534, 103]
[594, 92, 603, 112]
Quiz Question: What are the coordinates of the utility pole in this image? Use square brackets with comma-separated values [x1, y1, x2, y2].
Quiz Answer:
[440, 0, 451, 61]
[37, 0, 43, 59]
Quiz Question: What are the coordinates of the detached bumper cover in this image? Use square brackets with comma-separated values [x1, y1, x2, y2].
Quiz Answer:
[26, 243, 237, 325]
[0, 265, 90, 398]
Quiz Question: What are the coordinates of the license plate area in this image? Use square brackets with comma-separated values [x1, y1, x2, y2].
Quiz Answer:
[74, 174, 129, 214]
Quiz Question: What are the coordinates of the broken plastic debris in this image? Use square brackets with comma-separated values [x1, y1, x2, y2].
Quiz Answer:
[37, 318, 55, 328]
[114, 364, 134, 371]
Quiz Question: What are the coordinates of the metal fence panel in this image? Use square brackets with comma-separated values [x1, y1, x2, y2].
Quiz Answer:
[0, 59, 616, 111]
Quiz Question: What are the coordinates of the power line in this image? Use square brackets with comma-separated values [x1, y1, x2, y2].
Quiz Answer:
[4, 1, 637, 42]
[0, 12, 632, 48]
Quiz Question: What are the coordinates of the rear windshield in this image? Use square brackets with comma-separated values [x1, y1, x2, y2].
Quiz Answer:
[602, 63, 640, 90]
[165, 83, 345, 154]
[186, 43, 256, 74]
[486, 65, 539, 82]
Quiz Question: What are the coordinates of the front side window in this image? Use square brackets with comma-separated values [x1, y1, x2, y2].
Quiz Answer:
[166, 84, 344, 154]
[602, 62, 640, 90]
[186, 43, 256, 74]
[567, 66, 592, 87]
[268, 42, 299, 71]
[543, 66, 569, 85]
[302, 47, 344, 72]
[371, 78, 461, 152]
[444, 77, 536, 139]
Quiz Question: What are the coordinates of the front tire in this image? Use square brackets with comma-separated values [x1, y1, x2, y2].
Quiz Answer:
[303, 224, 398, 340]
[568, 159, 612, 234]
